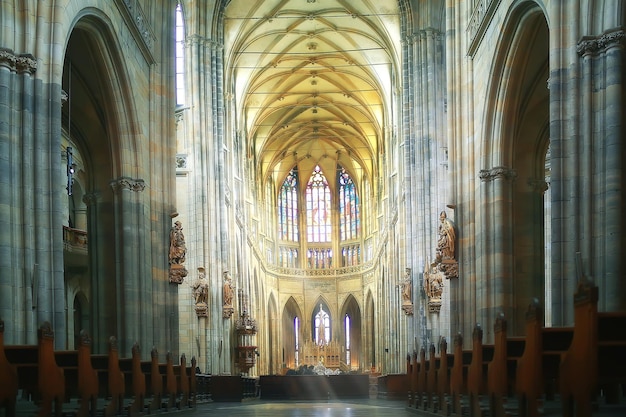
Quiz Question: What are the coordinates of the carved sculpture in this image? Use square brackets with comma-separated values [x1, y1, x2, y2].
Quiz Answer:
[168, 220, 188, 284]
[435, 210, 458, 280]
[436, 211, 456, 261]
[192, 267, 208, 317]
[222, 271, 234, 318]
[401, 267, 414, 315]
[169, 221, 187, 265]
[424, 261, 444, 313]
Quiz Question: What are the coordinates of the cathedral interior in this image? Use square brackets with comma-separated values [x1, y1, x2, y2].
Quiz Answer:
[1, 0, 625, 388]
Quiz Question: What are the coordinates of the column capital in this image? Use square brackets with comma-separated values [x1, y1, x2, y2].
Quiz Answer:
[186, 34, 223, 50]
[577, 28, 625, 56]
[0, 48, 37, 74]
[479, 166, 517, 182]
[110, 177, 146, 193]
[82, 192, 100, 206]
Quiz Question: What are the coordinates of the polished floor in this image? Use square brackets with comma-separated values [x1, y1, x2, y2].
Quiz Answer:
[194, 400, 412, 416]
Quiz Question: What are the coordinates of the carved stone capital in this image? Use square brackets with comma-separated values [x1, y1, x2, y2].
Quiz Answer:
[479, 166, 517, 182]
[15, 54, 37, 74]
[110, 177, 146, 192]
[0, 48, 16, 69]
[186, 34, 224, 50]
[577, 28, 625, 56]
[0, 48, 37, 74]
[82, 192, 100, 206]
[419, 28, 443, 41]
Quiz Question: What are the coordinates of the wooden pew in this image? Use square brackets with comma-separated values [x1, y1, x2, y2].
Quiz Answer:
[161, 351, 178, 410]
[407, 352, 416, 406]
[91, 336, 125, 417]
[425, 343, 439, 411]
[0, 318, 18, 417]
[4, 322, 65, 417]
[118, 342, 146, 416]
[53, 331, 99, 417]
[417, 347, 430, 410]
[560, 281, 626, 417]
[448, 333, 472, 416]
[436, 337, 453, 414]
[516, 299, 573, 417]
[467, 324, 495, 417]
[76, 330, 99, 417]
[189, 356, 197, 406]
[487, 313, 525, 417]
[177, 353, 190, 408]
[142, 347, 163, 412]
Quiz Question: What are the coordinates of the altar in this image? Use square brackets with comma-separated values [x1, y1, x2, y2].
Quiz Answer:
[259, 374, 370, 400]
[299, 339, 343, 370]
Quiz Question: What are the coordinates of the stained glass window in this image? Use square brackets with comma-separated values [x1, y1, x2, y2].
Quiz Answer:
[278, 168, 299, 241]
[306, 165, 331, 243]
[338, 167, 359, 240]
[314, 304, 330, 345]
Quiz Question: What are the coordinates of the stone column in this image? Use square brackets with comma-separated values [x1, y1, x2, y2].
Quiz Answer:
[576, 29, 626, 312]
[110, 177, 146, 355]
[184, 1, 230, 373]
[479, 166, 516, 336]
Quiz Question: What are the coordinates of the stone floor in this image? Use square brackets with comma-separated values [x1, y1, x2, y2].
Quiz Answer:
[188, 397, 626, 417]
[192, 400, 412, 416]
[11, 396, 626, 416]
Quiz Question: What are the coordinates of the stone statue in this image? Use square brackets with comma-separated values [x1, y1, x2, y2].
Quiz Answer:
[169, 220, 187, 265]
[401, 268, 414, 315]
[401, 268, 412, 305]
[192, 267, 208, 305]
[436, 211, 456, 261]
[223, 271, 234, 307]
[424, 261, 444, 313]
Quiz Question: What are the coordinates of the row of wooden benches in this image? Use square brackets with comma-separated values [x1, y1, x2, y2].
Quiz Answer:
[406, 280, 626, 417]
[0, 321, 201, 417]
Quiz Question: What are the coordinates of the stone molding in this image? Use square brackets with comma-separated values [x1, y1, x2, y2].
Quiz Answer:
[110, 177, 146, 192]
[577, 28, 625, 56]
[467, 0, 499, 57]
[0, 48, 37, 74]
[479, 166, 517, 182]
[114, 0, 156, 62]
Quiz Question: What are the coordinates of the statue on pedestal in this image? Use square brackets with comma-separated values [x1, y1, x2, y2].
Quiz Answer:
[401, 268, 414, 315]
[169, 220, 188, 284]
[192, 267, 208, 317]
[223, 270, 234, 318]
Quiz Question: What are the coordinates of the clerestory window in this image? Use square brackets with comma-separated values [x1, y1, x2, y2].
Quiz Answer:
[175, 3, 186, 106]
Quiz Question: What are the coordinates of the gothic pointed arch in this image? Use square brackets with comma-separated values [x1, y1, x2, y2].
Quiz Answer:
[340, 294, 362, 370]
[267, 293, 279, 374]
[281, 296, 303, 369]
[364, 290, 376, 371]
[62, 11, 162, 355]
[480, 2, 549, 334]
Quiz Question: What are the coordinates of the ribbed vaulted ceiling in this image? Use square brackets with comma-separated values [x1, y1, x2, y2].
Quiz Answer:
[223, 0, 400, 189]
